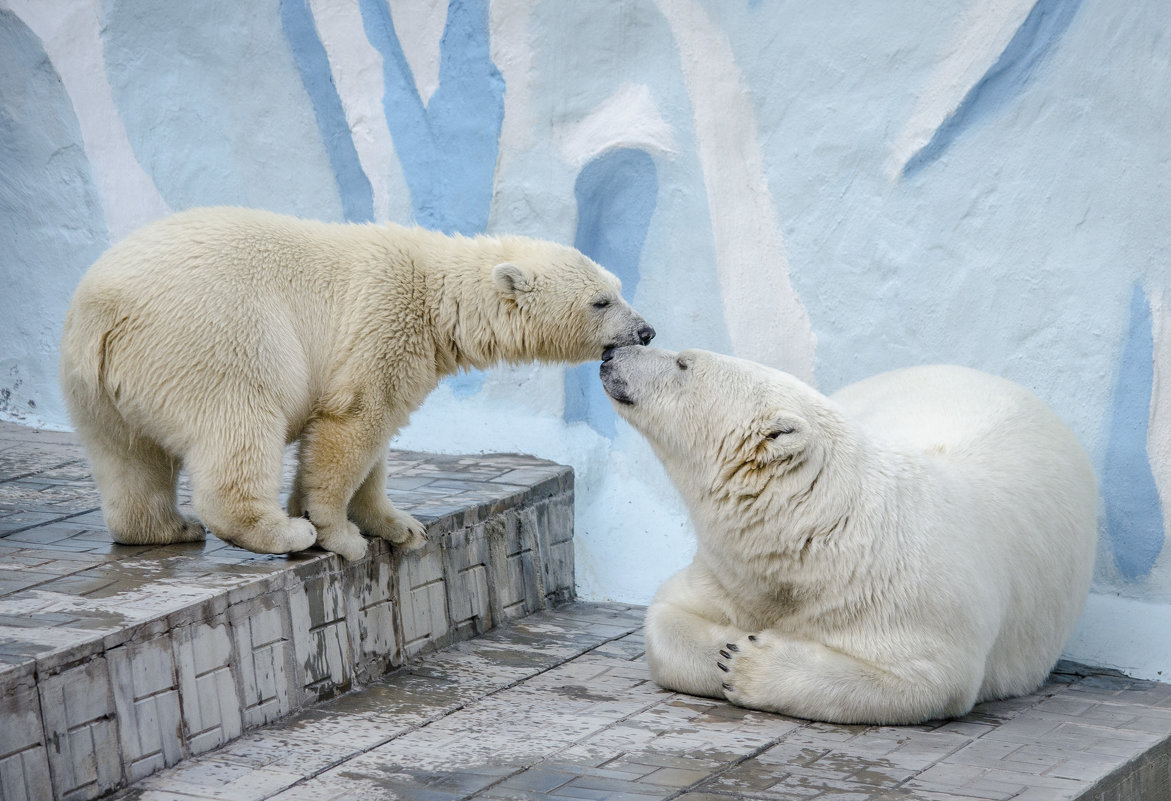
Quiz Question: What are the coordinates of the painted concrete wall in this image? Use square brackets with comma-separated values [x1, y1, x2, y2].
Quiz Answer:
[1, 0, 1167, 679]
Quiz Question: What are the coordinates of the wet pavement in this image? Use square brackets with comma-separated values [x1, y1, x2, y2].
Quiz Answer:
[0, 421, 574, 800]
[111, 603, 1171, 801]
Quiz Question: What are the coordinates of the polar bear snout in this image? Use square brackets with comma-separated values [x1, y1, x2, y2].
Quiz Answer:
[600, 355, 635, 405]
[600, 344, 670, 406]
[604, 321, 655, 354]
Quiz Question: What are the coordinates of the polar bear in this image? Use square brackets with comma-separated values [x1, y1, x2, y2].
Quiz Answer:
[60, 207, 654, 561]
[601, 346, 1097, 724]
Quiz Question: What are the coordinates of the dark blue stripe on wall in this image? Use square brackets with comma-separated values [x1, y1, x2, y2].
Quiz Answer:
[1104, 283, 1166, 581]
[359, 0, 503, 235]
[574, 149, 659, 291]
[903, 0, 1083, 177]
[358, 0, 503, 398]
[565, 148, 659, 436]
[280, 0, 374, 222]
[357, 0, 430, 178]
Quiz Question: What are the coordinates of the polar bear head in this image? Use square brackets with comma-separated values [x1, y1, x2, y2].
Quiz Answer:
[485, 240, 654, 364]
[600, 346, 854, 522]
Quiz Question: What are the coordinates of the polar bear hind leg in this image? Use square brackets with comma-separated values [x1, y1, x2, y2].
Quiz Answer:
[83, 423, 205, 546]
[187, 420, 316, 556]
[63, 375, 205, 546]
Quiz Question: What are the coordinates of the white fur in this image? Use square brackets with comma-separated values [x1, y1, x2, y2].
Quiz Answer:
[602, 347, 1097, 724]
[60, 207, 651, 560]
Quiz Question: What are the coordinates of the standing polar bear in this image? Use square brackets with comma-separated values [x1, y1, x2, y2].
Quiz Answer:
[60, 207, 654, 561]
[601, 346, 1096, 725]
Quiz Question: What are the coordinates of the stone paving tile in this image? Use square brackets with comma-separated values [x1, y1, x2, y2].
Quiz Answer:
[0, 421, 578, 800]
[95, 605, 1171, 801]
[0, 421, 570, 670]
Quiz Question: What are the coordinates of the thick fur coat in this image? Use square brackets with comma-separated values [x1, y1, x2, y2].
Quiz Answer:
[601, 346, 1096, 724]
[60, 207, 653, 560]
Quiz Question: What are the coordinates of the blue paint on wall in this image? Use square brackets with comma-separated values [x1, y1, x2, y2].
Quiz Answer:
[0, 9, 108, 419]
[280, 0, 373, 222]
[359, 0, 504, 235]
[904, 0, 1083, 176]
[565, 148, 658, 437]
[101, 0, 343, 219]
[445, 371, 486, 399]
[1103, 283, 1166, 581]
[359, 0, 504, 399]
[0, 11, 106, 249]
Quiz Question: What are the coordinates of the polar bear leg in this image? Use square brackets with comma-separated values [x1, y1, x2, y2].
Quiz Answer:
[82, 425, 205, 546]
[292, 415, 387, 561]
[645, 570, 749, 699]
[188, 427, 317, 556]
[347, 453, 428, 550]
[719, 630, 978, 724]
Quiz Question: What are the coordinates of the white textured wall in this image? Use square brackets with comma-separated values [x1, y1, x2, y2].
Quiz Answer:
[1, 0, 1167, 679]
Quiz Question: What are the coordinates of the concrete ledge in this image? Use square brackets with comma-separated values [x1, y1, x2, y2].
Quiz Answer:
[0, 421, 574, 801]
[1083, 729, 1171, 801]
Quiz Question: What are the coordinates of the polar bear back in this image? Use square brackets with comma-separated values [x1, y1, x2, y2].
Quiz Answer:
[832, 365, 1047, 454]
[832, 364, 1097, 700]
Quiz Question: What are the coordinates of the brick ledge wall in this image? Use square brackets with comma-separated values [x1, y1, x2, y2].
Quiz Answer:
[0, 421, 574, 801]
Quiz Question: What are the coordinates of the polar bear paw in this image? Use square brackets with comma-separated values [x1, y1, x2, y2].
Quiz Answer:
[316, 519, 369, 561]
[278, 516, 319, 553]
[171, 517, 207, 543]
[220, 516, 316, 555]
[367, 508, 428, 551]
[716, 634, 776, 710]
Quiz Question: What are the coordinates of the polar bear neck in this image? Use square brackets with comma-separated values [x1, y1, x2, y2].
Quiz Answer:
[403, 230, 535, 373]
[686, 412, 913, 580]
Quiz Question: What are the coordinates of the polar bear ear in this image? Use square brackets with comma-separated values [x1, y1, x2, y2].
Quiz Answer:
[758, 415, 810, 461]
[492, 262, 533, 297]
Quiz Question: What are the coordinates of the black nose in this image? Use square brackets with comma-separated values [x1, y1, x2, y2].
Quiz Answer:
[638, 325, 655, 345]
[602, 347, 616, 362]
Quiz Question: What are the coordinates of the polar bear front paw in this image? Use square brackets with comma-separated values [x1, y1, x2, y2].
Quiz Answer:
[717, 634, 774, 710]
[228, 516, 316, 554]
[282, 517, 319, 552]
[172, 517, 207, 543]
[316, 519, 369, 561]
[366, 507, 428, 551]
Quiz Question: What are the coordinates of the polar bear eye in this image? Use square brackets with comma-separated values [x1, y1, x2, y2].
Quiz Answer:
[592, 298, 611, 309]
[676, 357, 690, 371]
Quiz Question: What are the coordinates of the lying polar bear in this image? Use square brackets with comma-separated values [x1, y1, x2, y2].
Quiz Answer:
[601, 346, 1096, 724]
[60, 207, 653, 561]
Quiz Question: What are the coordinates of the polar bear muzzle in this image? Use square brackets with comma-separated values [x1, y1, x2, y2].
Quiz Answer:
[599, 345, 649, 405]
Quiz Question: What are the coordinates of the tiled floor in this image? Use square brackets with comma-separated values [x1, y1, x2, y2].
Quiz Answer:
[0, 421, 572, 678]
[0, 421, 575, 800]
[110, 602, 1171, 801]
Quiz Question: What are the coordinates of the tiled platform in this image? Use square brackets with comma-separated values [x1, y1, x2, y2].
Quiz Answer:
[107, 603, 1171, 801]
[0, 421, 575, 801]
